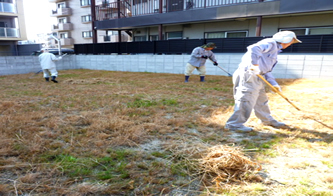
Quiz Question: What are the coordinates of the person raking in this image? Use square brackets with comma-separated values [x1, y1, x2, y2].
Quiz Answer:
[38, 48, 63, 83]
[184, 42, 219, 83]
[225, 31, 302, 132]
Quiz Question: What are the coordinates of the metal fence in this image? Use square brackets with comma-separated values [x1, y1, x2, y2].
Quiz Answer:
[95, 0, 259, 20]
[74, 35, 333, 55]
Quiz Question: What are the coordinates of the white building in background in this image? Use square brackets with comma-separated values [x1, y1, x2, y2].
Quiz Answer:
[49, 0, 130, 49]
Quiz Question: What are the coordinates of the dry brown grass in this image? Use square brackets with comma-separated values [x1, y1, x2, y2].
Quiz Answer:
[0, 70, 332, 195]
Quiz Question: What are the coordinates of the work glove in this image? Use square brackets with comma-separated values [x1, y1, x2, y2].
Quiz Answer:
[213, 62, 218, 66]
[201, 55, 208, 59]
[273, 85, 282, 92]
[250, 65, 260, 75]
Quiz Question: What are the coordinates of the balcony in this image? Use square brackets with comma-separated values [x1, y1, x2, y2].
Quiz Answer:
[52, 23, 73, 32]
[51, 8, 72, 17]
[95, 0, 259, 20]
[60, 38, 74, 46]
[0, 2, 16, 13]
[0, 27, 19, 38]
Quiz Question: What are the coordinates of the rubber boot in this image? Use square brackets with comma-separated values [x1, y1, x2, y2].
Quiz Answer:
[185, 75, 190, 83]
[51, 76, 58, 83]
[45, 77, 49, 82]
[200, 76, 205, 82]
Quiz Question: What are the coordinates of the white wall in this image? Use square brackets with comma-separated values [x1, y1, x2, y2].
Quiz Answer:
[1, 54, 332, 79]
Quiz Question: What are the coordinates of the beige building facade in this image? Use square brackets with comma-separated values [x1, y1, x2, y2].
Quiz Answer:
[49, 0, 129, 49]
[0, 0, 27, 56]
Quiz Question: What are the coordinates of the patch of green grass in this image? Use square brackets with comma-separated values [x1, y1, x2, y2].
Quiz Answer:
[40, 149, 136, 180]
[127, 98, 158, 108]
[54, 154, 93, 177]
[240, 139, 258, 149]
[161, 98, 178, 106]
[202, 134, 221, 143]
[170, 161, 190, 177]
[258, 137, 282, 149]
[321, 160, 333, 168]
[60, 73, 80, 78]
[261, 149, 279, 158]
[151, 151, 169, 158]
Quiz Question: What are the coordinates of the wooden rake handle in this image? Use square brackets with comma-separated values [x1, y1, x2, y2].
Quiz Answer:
[257, 74, 301, 111]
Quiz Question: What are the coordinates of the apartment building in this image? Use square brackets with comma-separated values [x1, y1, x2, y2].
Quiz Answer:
[0, 0, 27, 56]
[93, 0, 333, 42]
[49, 0, 129, 49]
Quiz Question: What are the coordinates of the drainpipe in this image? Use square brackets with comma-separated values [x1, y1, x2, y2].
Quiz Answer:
[158, 0, 163, 40]
[256, 16, 262, 37]
[117, 0, 122, 42]
[118, 30, 122, 42]
[91, 0, 97, 43]
[255, 0, 264, 37]
[117, 0, 121, 18]
[159, 24, 163, 40]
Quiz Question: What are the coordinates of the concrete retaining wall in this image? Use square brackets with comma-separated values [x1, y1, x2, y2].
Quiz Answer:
[1, 54, 332, 79]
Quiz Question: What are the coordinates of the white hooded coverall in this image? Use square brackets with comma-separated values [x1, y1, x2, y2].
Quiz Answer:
[225, 38, 282, 129]
[38, 52, 61, 78]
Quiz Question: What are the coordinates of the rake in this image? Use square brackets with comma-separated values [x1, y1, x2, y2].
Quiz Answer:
[216, 65, 232, 77]
[29, 69, 43, 79]
[257, 74, 333, 130]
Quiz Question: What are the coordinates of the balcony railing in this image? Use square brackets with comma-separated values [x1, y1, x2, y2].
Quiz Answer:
[60, 38, 74, 46]
[52, 23, 74, 31]
[51, 8, 72, 17]
[95, 0, 260, 21]
[0, 27, 19, 38]
[0, 2, 16, 13]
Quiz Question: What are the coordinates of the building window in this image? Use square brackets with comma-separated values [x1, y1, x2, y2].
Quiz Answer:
[57, 2, 66, 8]
[205, 31, 248, 38]
[205, 32, 225, 38]
[81, 15, 92, 23]
[226, 31, 247, 38]
[280, 27, 333, 35]
[166, 31, 182, 40]
[82, 31, 92, 38]
[150, 35, 159, 41]
[134, 36, 146, 41]
[80, 0, 91, 6]
[59, 32, 68, 39]
[58, 17, 67, 24]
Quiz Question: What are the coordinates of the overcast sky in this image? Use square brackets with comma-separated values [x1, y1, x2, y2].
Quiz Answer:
[23, 0, 56, 40]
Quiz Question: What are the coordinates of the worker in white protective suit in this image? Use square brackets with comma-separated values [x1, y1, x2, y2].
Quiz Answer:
[184, 42, 218, 82]
[38, 48, 62, 83]
[225, 31, 302, 132]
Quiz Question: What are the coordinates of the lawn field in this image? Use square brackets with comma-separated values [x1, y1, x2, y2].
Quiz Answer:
[0, 70, 332, 195]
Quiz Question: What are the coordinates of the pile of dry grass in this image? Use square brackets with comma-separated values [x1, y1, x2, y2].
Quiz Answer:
[166, 140, 261, 190]
[199, 145, 262, 187]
